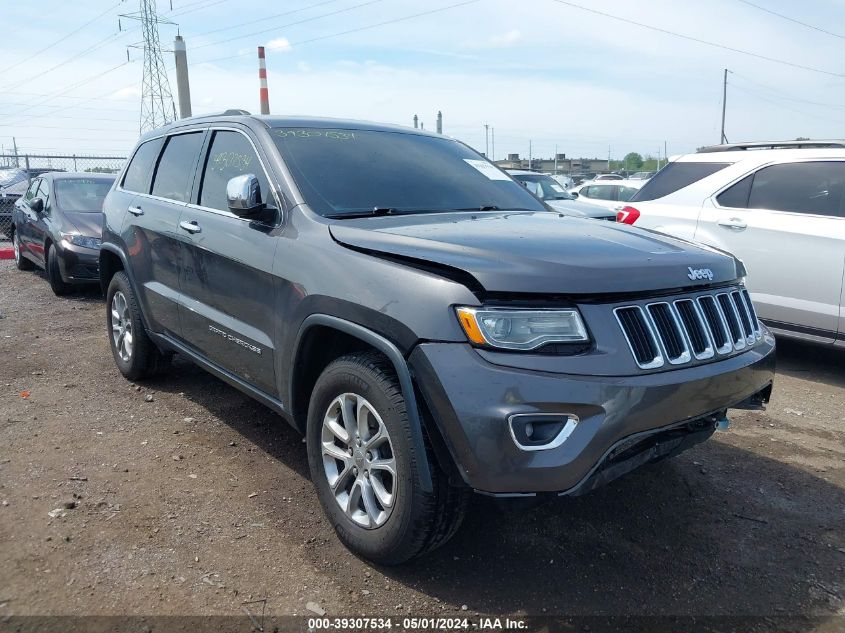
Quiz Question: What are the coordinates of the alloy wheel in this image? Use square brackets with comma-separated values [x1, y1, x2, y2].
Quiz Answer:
[321, 392, 396, 528]
[110, 291, 133, 362]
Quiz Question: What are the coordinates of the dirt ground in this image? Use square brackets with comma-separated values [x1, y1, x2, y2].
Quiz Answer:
[0, 259, 843, 624]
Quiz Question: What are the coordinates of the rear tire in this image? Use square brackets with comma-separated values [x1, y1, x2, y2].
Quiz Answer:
[106, 271, 170, 381]
[306, 351, 468, 564]
[12, 229, 34, 271]
[46, 244, 73, 295]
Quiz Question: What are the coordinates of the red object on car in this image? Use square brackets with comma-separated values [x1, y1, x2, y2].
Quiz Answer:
[617, 206, 640, 224]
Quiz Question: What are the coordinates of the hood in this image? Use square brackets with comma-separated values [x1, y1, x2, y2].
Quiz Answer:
[61, 211, 103, 238]
[544, 199, 616, 219]
[329, 211, 741, 295]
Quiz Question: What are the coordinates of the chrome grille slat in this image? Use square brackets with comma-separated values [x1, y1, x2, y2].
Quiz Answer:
[674, 299, 714, 360]
[731, 290, 756, 345]
[717, 293, 746, 350]
[616, 286, 761, 369]
[646, 302, 691, 364]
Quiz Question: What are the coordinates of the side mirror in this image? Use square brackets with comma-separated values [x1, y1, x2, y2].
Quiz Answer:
[226, 174, 266, 217]
[570, 192, 579, 198]
[30, 197, 44, 214]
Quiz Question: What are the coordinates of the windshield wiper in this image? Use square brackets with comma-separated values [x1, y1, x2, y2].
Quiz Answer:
[453, 205, 536, 212]
[325, 207, 412, 220]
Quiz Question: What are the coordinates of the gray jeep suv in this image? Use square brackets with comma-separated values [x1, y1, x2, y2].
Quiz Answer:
[100, 114, 776, 564]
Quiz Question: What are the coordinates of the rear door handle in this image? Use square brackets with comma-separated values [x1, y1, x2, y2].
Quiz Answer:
[179, 220, 201, 234]
[127, 206, 144, 216]
[717, 217, 747, 231]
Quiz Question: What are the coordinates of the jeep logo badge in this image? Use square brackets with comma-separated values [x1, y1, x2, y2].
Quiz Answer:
[687, 267, 714, 281]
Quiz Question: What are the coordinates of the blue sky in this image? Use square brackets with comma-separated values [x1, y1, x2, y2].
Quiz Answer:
[2, 0, 845, 160]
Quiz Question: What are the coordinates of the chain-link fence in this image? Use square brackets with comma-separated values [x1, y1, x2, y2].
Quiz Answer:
[0, 153, 126, 243]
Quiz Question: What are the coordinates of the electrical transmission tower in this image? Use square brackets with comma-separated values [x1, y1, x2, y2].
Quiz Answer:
[121, 0, 177, 133]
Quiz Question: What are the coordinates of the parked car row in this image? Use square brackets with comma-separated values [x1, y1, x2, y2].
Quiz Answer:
[10, 115, 777, 566]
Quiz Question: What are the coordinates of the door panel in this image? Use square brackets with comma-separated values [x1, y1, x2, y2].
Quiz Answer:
[696, 161, 845, 338]
[17, 179, 42, 263]
[122, 132, 205, 337]
[178, 129, 279, 394]
[179, 212, 278, 393]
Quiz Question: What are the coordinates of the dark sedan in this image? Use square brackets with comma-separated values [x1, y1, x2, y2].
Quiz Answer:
[12, 172, 115, 295]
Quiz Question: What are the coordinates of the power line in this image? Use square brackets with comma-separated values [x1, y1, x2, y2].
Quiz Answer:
[548, 0, 845, 79]
[0, 2, 122, 77]
[1, 62, 134, 127]
[193, 0, 342, 40]
[193, 0, 481, 65]
[730, 72, 845, 110]
[192, 0, 385, 50]
[728, 82, 845, 125]
[735, 0, 845, 41]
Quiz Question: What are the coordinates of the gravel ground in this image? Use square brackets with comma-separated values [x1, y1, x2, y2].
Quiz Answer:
[0, 260, 843, 622]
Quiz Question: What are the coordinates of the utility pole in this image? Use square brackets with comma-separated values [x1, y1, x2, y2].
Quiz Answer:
[173, 34, 191, 118]
[720, 68, 729, 144]
[491, 127, 495, 161]
[413, 114, 418, 129]
[123, 0, 177, 133]
[12, 137, 19, 167]
[436, 111, 442, 134]
[664, 140, 667, 167]
[484, 124, 489, 157]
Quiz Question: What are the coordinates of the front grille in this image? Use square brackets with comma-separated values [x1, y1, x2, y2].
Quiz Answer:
[615, 286, 762, 369]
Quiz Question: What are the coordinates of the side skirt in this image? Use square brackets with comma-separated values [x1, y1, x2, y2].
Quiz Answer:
[149, 331, 294, 427]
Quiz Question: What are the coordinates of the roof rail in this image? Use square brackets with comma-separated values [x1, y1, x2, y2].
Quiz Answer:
[697, 140, 845, 153]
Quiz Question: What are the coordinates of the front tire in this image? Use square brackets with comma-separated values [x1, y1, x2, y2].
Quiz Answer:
[106, 271, 170, 381]
[46, 243, 73, 295]
[306, 352, 467, 564]
[12, 229, 34, 271]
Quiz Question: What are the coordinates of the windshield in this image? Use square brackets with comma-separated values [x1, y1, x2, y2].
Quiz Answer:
[513, 174, 574, 200]
[54, 178, 113, 212]
[0, 169, 27, 188]
[270, 128, 546, 217]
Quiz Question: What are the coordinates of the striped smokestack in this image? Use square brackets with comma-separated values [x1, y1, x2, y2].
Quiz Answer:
[258, 46, 270, 115]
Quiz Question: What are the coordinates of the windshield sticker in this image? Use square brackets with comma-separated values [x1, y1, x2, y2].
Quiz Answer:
[273, 129, 356, 140]
[463, 159, 510, 180]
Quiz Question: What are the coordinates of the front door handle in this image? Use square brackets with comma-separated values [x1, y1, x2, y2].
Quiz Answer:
[127, 206, 144, 216]
[179, 220, 202, 234]
[717, 217, 747, 231]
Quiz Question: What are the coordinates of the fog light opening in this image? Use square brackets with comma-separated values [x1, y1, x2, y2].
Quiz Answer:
[508, 413, 579, 451]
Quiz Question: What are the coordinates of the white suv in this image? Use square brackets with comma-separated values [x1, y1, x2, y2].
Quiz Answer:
[620, 140, 845, 346]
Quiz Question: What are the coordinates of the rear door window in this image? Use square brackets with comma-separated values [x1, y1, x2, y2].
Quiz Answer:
[630, 161, 731, 202]
[747, 162, 845, 217]
[151, 132, 205, 203]
[123, 137, 164, 194]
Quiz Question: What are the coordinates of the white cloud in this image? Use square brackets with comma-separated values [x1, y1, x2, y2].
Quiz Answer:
[489, 29, 522, 48]
[107, 86, 141, 101]
[266, 37, 292, 53]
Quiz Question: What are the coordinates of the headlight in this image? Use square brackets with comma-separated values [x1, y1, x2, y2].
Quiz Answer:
[61, 233, 101, 249]
[455, 307, 589, 350]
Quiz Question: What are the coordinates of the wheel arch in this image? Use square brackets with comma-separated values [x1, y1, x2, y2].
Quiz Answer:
[290, 314, 433, 493]
[99, 245, 127, 295]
